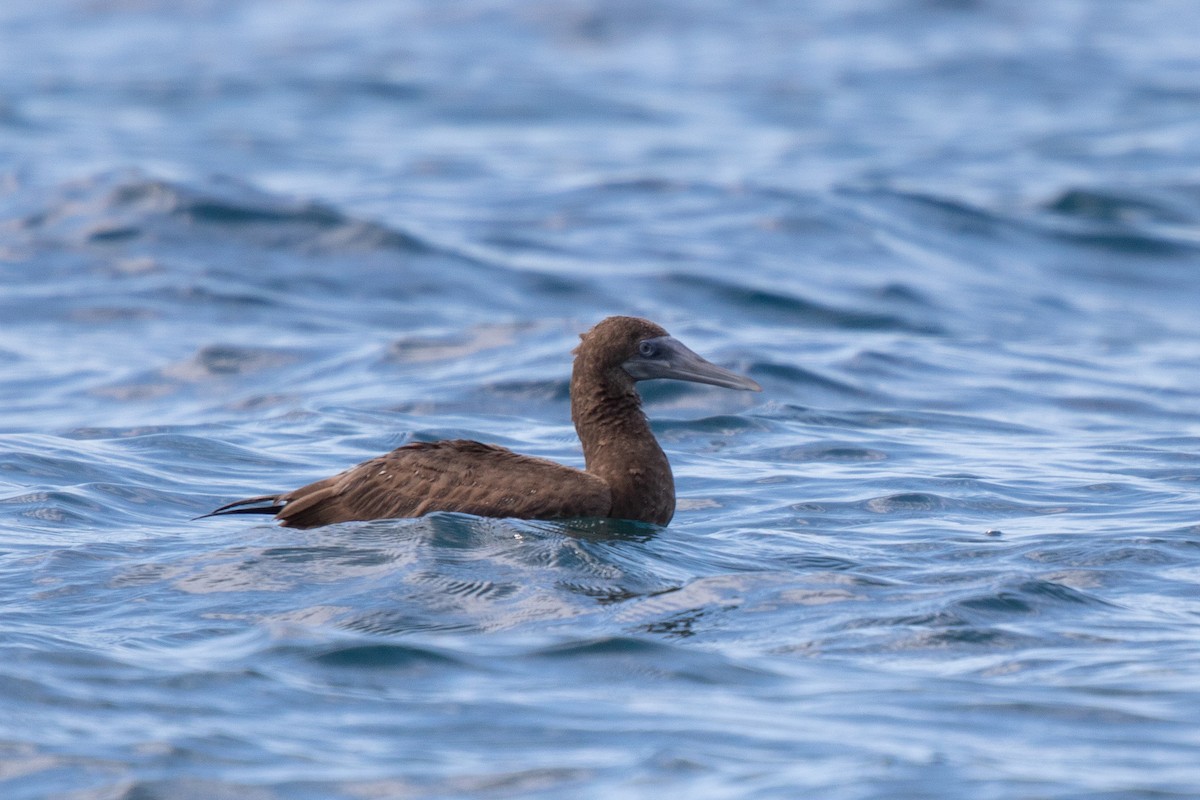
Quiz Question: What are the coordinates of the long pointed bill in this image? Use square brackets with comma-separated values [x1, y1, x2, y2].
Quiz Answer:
[622, 336, 762, 391]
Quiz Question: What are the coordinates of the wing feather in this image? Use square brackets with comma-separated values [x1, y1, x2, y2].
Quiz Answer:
[273, 440, 610, 528]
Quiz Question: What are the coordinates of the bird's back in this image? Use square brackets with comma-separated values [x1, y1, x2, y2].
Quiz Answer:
[274, 439, 611, 528]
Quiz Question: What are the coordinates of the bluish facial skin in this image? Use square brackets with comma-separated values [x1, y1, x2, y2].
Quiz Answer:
[622, 336, 761, 392]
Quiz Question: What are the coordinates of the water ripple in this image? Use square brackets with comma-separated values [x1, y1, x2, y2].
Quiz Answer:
[4, 1, 1200, 798]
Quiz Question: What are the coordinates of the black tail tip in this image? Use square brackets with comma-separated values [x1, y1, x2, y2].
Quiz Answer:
[196, 495, 285, 521]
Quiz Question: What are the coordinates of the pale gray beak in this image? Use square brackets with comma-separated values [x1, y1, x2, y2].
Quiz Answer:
[622, 335, 762, 391]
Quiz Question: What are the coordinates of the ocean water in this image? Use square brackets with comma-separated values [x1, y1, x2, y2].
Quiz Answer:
[3, 1, 1200, 797]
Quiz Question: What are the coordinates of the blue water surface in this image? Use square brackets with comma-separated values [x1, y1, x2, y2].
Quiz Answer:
[3, 1, 1200, 798]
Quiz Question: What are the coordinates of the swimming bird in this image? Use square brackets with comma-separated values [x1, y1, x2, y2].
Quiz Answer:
[202, 316, 761, 528]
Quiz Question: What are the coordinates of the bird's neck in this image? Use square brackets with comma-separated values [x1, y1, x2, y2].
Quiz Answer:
[570, 369, 674, 525]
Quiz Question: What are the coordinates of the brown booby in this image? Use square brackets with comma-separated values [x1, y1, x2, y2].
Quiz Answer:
[202, 316, 761, 528]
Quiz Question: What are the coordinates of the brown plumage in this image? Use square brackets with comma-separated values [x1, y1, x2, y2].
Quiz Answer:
[202, 316, 760, 528]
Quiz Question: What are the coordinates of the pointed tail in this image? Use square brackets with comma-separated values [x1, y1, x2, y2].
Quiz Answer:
[194, 494, 285, 521]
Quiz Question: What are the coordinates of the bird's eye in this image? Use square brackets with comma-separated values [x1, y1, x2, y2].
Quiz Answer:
[638, 340, 656, 358]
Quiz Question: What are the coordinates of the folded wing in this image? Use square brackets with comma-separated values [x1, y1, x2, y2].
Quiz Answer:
[221, 440, 612, 529]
